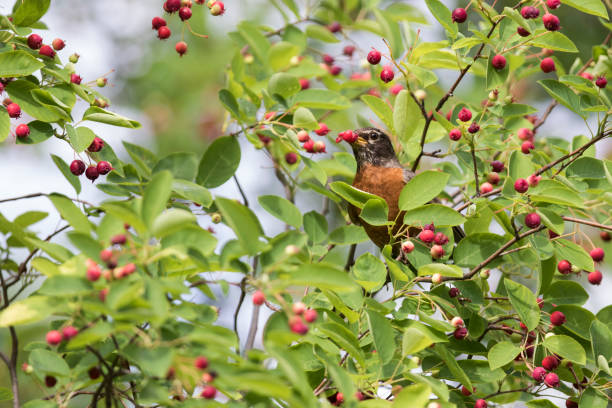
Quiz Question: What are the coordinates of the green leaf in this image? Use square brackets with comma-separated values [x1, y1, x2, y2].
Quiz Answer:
[580, 388, 608, 408]
[123, 345, 174, 378]
[216, 196, 264, 255]
[505, 278, 540, 330]
[361, 95, 394, 132]
[531, 187, 585, 208]
[488, 341, 521, 370]
[402, 327, 434, 355]
[590, 320, 612, 360]
[237, 21, 270, 62]
[258, 195, 302, 228]
[303, 211, 327, 244]
[366, 309, 395, 364]
[47, 193, 91, 234]
[29, 349, 69, 377]
[268, 73, 301, 98]
[7, 80, 65, 122]
[562, 0, 608, 19]
[425, 0, 458, 39]
[15, 120, 53, 145]
[508, 150, 535, 180]
[526, 400, 559, 408]
[553, 239, 594, 272]
[12, 0, 50, 26]
[360, 198, 389, 226]
[268, 41, 300, 70]
[152, 209, 197, 238]
[329, 225, 370, 245]
[0, 110, 8, 143]
[0, 387, 12, 402]
[162, 225, 217, 256]
[399, 170, 449, 211]
[0, 50, 44, 78]
[537, 208, 564, 235]
[330, 181, 382, 208]
[142, 170, 173, 229]
[291, 89, 351, 110]
[538, 79, 586, 118]
[305, 24, 340, 43]
[393, 383, 430, 408]
[544, 281, 588, 305]
[352, 253, 386, 292]
[0, 296, 61, 327]
[436, 344, 473, 390]
[172, 180, 212, 207]
[218, 89, 241, 119]
[153, 152, 198, 181]
[318, 322, 366, 368]
[66, 321, 113, 350]
[283, 264, 360, 293]
[417, 263, 463, 278]
[82, 106, 141, 128]
[393, 90, 421, 142]
[543, 334, 586, 365]
[554, 305, 595, 340]
[530, 31, 579, 53]
[292, 106, 318, 130]
[196, 136, 241, 188]
[50, 154, 81, 194]
[403, 204, 465, 227]
[39, 275, 92, 296]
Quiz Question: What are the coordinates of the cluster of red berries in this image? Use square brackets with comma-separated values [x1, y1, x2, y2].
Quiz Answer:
[448, 107, 480, 141]
[410, 223, 448, 261]
[295, 127, 327, 154]
[2, 84, 30, 140]
[335, 129, 358, 144]
[152, 0, 224, 57]
[451, 316, 468, 340]
[557, 257, 603, 285]
[26, 33, 65, 59]
[85, 234, 135, 287]
[531, 354, 562, 389]
[191, 356, 218, 399]
[365, 49, 395, 83]
[45, 325, 79, 347]
[253, 292, 317, 335]
[69, 137, 112, 182]
[580, 72, 608, 89]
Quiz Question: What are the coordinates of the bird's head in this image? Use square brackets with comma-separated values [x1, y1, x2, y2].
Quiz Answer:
[351, 127, 400, 169]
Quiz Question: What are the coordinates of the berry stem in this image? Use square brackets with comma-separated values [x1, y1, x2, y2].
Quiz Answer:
[184, 21, 209, 38]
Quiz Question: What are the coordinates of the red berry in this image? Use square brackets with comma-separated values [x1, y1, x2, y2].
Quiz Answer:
[195, 356, 208, 370]
[52, 38, 65, 50]
[521, 141, 535, 154]
[434, 233, 448, 245]
[480, 182, 493, 194]
[70, 73, 82, 85]
[457, 107, 472, 122]
[46, 330, 62, 346]
[514, 178, 529, 193]
[389, 84, 403, 95]
[517, 26, 531, 37]
[343, 45, 355, 56]
[179, 6, 192, 20]
[491, 54, 506, 70]
[85, 166, 99, 182]
[566, 400, 578, 408]
[424, 223, 435, 232]
[588, 270, 603, 285]
[152, 16, 167, 30]
[521, 6, 540, 19]
[334, 392, 344, 404]
[596, 76, 607, 89]
[590, 247, 605, 262]
[518, 128, 534, 140]
[542, 355, 559, 370]
[580, 72, 594, 80]
[542, 13, 560, 31]
[210, 1, 225, 16]
[544, 372, 560, 387]
[367, 49, 381, 65]
[601, 231, 611, 242]
[547, 0, 561, 8]
[328, 22, 341, 33]
[97, 161, 112, 175]
[165, 0, 181, 12]
[550, 311, 566, 327]
[69, 160, 86, 176]
[290, 320, 309, 335]
[540, 58, 556, 73]
[304, 309, 317, 323]
[461, 386, 473, 396]
[15, 123, 30, 138]
[449, 128, 461, 141]
[453, 327, 468, 339]
[314, 123, 329, 136]
[87, 265, 101, 281]
[39, 45, 55, 58]
[285, 152, 298, 165]
[110, 234, 126, 245]
[322, 54, 334, 66]
[468, 122, 480, 134]
[527, 174, 541, 187]
[302, 139, 314, 153]
[252, 290, 265, 305]
[491, 160, 504, 173]
[88, 366, 101, 379]
[330, 65, 342, 76]
[452, 8, 467, 23]
[419, 229, 435, 243]
[62, 326, 78, 340]
[173, 41, 187, 56]
[201, 385, 217, 399]
[299, 78, 309, 89]
[380, 66, 394, 83]
[449, 287, 460, 298]
[6, 102, 21, 118]
[430, 244, 445, 259]
[474, 400, 487, 408]
[487, 172, 500, 185]
[27, 34, 43, 49]
[157, 26, 171, 40]
[401, 240, 415, 253]
[557, 260, 572, 275]
[532, 366, 547, 382]
[45, 375, 57, 387]
[88, 137, 104, 152]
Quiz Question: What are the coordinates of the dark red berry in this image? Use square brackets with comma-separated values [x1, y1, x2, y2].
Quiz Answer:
[542, 355, 559, 370]
[70, 73, 82, 84]
[152, 16, 167, 29]
[542, 14, 560, 31]
[70, 160, 86, 176]
[521, 141, 535, 154]
[521, 6, 540, 19]
[514, 178, 529, 193]
[588, 270, 602, 285]
[434, 232, 448, 245]
[88, 137, 104, 152]
[566, 400, 578, 408]
[95, 161, 112, 176]
[6, 102, 21, 118]
[15, 123, 29, 138]
[550, 311, 566, 326]
[88, 366, 101, 379]
[330, 65, 342, 76]
[453, 327, 468, 339]
[544, 372, 560, 387]
[601, 231, 611, 242]
[157, 26, 171, 40]
[547, 0, 561, 9]
[449, 128, 461, 141]
[179, 6, 192, 20]
[367, 49, 381, 65]
[195, 356, 208, 370]
[491, 160, 504, 173]
[457, 107, 472, 122]
[452, 8, 467, 23]
[285, 152, 298, 165]
[595, 76, 607, 89]
[85, 166, 99, 182]
[540, 58, 556, 73]
[532, 367, 547, 382]
[517, 26, 531, 37]
[27, 34, 43, 49]
[449, 287, 460, 298]
[343, 45, 355, 56]
[165, 0, 181, 12]
[468, 122, 480, 133]
[328, 22, 341, 33]
[201, 385, 216, 399]
[45, 375, 57, 387]
[491, 54, 506, 70]
[380, 66, 394, 83]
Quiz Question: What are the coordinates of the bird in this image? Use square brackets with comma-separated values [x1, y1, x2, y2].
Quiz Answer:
[347, 127, 463, 253]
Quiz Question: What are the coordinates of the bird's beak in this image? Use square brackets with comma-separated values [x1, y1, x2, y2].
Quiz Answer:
[354, 136, 367, 147]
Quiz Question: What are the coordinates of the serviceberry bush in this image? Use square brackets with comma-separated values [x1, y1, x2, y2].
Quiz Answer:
[0, 0, 612, 407]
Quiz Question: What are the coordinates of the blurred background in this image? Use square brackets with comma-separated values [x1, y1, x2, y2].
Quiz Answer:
[0, 0, 610, 405]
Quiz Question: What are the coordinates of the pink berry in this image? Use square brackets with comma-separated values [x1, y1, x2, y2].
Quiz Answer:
[452, 8, 467, 23]
[449, 128, 461, 141]
[588, 270, 603, 285]
[314, 123, 329, 136]
[542, 355, 560, 370]
[480, 182, 493, 194]
[111, 234, 126, 245]
[62, 326, 78, 340]
[581, 72, 594, 80]
[514, 178, 529, 193]
[453, 327, 468, 339]
[322, 54, 334, 65]
[343, 45, 355, 56]
[195, 356, 208, 370]
[550, 311, 566, 326]
[299, 78, 309, 89]
[290, 320, 309, 335]
[389, 83, 403, 95]
[517, 26, 531, 37]
[96, 161, 112, 175]
[15, 123, 29, 138]
[491, 54, 506, 70]
[566, 400, 578, 408]
[590, 247, 605, 262]
[542, 13, 560, 31]
[521, 141, 535, 154]
[544, 372, 560, 387]
[88, 137, 104, 152]
[474, 399, 487, 408]
[6, 102, 21, 118]
[540, 58, 556, 73]
[157, 26, 171, 40]
[179, 6, 192, 20]
[27, 34, 43, 49]
[285, 152, 298, 165]
[85, 166, 99, 182]
[596, 76, 607, 89]
[328, 22, 342, 33]
[419, 229, 435, 243]
[487, 172, 500, 185]
[367, 49, 381, 65]
[457, 107, 472, 122]
[152, 16, 167, 30]
[527, 174, 541, 187]
[86, 265, 101, 281]
[430, 244, 445, 259]
[51, 38, 65, 50]
[557, 260, 572, 275]
[518, 128, 534, 140]
[46, 330, 62, 346]
[547, 0, 561, 9]
[330, 65, 342, 76]
[434, 233, 448, 245]
[304, 309, 317, 323]
[201, 385, 217, 399]
[175, 41, 188, 56]
[401, 240, 415, 254]
[532, 366, 547, 382]
[302, 140, 314, 153]
[252, 290, 265, 305]
[70, 73, 82, 84]
[380, 66, 394, 83]
[521, 6, 540, 19]
[39, 45, 55, 58]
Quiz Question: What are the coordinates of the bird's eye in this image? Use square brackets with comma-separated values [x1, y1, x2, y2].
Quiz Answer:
[369, 133, 379, 141]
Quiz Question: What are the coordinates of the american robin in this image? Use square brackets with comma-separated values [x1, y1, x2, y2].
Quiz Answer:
[347, 127, 463, 253]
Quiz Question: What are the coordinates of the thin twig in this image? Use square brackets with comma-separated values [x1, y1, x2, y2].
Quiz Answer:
[233, 175, 249, 207]
[562, 216, 612, 232]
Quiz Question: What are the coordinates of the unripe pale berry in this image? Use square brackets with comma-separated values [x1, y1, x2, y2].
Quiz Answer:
[544, 372, 560, 387]
[540, 58, 556, 73]
[542, 14, 560, 31]
[480, 182, 493, 194]
[210, 1, 225, 16]
[292, 302, 306, 315]
[46, 330, 62, 346]
[491, 54, 506, 70]
[550, 311, 566, 326]
[542, 355, 560, 370]
[69, 53, 80, 63]
[15, 123, 29, 138]
[401, 240, 415, 253]
[312, 140, 326, 153]
[367, 49, 381, 65]
[451, 316, 464, 328]
[457, 107, 472, 122]
[451, 8, 467, 23]
[430, 244, 444, 259]
[527, 174, 541, 187]
[449, 128, 461, 141]
[590, 247, 605, 262]
[431, 273, 442, 284]
[487, 172, 500, 185]
[97, 78, 108, 87]
[414, 89, 427, 100]
[304, 308, 317, 323]
[514, 178, 529, 193]
[51, 38, 65, 50]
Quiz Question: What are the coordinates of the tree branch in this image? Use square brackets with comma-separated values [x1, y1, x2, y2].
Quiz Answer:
[562, 216, 612, 232]
[534, 130, 609, 176]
